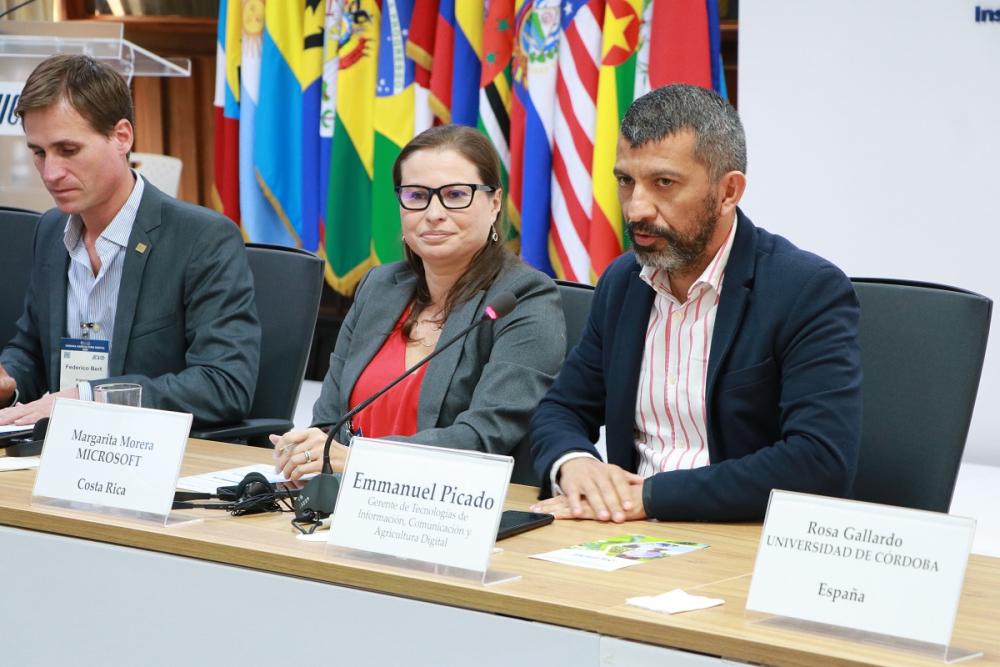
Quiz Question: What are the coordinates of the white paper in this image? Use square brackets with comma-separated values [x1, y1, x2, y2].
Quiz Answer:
[0, 424, 34, 434]
[176, 463, 314, 493]
[531, 548, 640, 571]
[0, 456, 40, 471]
[626, 589, 725, 614]
[296, 531, 331, 542]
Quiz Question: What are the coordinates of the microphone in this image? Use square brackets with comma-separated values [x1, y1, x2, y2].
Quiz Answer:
[4, 418, 48, 457]
[294, 292, 518, 522]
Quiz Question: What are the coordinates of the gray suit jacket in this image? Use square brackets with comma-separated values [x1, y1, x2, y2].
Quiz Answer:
[312, 259, 566, 483]
[0, 180, 261, 426]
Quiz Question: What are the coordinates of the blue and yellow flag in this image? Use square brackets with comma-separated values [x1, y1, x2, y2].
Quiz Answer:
[254, 0, 325, 251]
[451, 1, 482, 126]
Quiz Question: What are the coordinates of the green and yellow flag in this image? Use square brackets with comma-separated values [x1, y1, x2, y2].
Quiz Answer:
[324, 1, 380, 294]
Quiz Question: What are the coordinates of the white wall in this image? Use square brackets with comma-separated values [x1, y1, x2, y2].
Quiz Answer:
[738, 1, 1000, 465]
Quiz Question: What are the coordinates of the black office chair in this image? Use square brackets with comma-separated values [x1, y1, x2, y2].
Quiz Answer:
[851, 278, 992, 512]
[555, 279, 595, 355]
[508, 279, 597, 486]
[0, 205, 42, 215]
[191, 243, 324, 446]
[0, 208, 40, 348]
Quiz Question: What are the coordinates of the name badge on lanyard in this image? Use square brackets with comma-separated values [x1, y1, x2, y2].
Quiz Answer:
[59, 338, 110, 390]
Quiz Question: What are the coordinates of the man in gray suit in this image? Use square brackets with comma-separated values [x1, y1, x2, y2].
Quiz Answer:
[0, 55, 260, 427]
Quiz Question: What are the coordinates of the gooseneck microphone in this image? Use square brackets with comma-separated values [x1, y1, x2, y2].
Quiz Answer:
[4, 418, 48, 457]
[294, 292, 518, 521]
[0, 0, 40, 20]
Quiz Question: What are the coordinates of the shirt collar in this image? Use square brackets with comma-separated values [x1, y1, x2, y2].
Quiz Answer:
[640, 215, 739, 300]
[63, 171, 145, 252]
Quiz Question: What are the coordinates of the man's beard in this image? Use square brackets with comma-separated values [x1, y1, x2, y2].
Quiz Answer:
[626, 193, 719, 273]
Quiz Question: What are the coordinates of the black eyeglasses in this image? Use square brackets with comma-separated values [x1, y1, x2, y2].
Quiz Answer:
[395, 183, 497, 211]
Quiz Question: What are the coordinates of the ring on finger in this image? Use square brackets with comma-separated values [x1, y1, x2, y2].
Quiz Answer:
[304, 449, 313, 464]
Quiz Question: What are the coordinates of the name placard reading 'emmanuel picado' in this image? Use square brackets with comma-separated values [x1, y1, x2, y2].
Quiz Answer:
[747, 490, 976, 647]
[328, 438, 513, 574]
[32, 398, 192, 520]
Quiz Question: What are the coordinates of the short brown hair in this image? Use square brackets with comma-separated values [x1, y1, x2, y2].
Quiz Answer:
[15, 54, 134, 137]
[392, 124, 513, 337]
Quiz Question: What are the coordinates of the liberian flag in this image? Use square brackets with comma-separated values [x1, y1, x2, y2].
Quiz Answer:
[548, 0, 603, 281]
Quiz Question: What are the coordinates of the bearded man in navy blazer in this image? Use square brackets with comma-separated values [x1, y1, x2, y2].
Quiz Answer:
[530, 84, 861, 523]
[0, 55, 260, 427]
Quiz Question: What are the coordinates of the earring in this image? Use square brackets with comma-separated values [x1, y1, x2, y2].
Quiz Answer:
[491, 225, 499, 243]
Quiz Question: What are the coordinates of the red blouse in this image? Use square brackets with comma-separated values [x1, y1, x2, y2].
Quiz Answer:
[348, 310, 428, 438]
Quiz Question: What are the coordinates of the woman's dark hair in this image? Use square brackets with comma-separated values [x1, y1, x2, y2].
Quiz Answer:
[392, 124, 512, 338]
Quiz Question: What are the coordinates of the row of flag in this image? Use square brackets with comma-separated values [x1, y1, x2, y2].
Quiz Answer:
[213, 0, 725, 295]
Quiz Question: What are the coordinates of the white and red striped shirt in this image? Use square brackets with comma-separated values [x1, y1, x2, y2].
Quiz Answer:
[550, 219, 739, 492]
[633, 218, 738, 475]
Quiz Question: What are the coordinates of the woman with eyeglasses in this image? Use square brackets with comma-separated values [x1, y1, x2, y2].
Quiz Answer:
[271, 124, 566, 484]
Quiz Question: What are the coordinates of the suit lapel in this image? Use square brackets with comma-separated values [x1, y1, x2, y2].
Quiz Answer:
[417, 288, 485, 430]
[339, 269, 414, 414]
[607, 267, 654, 469]
[47, 216, 71, 391]
[109, 182, 161, 375]
[706, 210, 756, 405]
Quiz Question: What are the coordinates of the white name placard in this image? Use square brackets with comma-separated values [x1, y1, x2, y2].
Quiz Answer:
[0, 82, 25, 136]
[328, 438, 512, 574]
[747, 491, 975, 647]
[32, 398, 192, 520]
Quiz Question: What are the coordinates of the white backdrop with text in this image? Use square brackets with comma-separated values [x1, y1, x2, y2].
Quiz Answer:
[739, 0, 1000, 465]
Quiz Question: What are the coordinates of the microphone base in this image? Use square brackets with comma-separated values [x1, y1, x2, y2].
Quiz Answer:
[294, 473, 342, 522]
[5, 439, 43, 457]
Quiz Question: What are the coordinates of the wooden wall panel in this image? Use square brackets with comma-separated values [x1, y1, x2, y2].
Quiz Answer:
[195, 55, 217, 208]
[165, 74, 199, 202]
[132, 77, 164, 155]
[66, 16, 217, 208]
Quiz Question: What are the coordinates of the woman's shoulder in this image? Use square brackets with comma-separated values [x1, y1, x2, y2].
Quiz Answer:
[356, 261, 415, 294]
[490, 257, 557, 296]
[368, 260, 412, 280]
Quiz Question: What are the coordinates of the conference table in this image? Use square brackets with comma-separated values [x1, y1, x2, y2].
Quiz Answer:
[1, 440, 997, 666]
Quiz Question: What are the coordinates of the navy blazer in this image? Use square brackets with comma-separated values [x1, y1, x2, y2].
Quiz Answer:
[530, 211, 862, 521]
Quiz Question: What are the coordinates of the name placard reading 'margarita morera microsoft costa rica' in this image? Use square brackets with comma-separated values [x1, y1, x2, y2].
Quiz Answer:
[328, 438, 512, 574]
[32, 398, 192, 520]
[747, 490, 975, 647]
